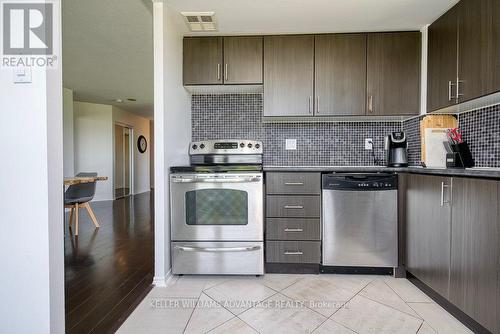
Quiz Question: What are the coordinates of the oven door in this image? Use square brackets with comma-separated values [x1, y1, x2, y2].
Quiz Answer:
[170, 173, 263, 241]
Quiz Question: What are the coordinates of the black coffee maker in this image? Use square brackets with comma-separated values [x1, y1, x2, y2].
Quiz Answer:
[384, 132, 408, 167]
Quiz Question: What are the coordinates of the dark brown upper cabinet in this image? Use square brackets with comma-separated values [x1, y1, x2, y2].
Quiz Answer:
[183, 37, 223, 85]
[493, 0, 500, 92]
[458, 0, 496, 102]
[263, 35, 314, 117]
[183, 36, 263, 85]
[427, 0, 500, 112]
[366, 32, 421, 116]
[427, 6, 459, 112]
[314, 34, 367, 116]
[223, 36, 263, 84]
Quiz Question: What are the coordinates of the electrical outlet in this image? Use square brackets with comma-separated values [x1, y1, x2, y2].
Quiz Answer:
[365, 138, 373, 150]
[285, 139, 297, 150]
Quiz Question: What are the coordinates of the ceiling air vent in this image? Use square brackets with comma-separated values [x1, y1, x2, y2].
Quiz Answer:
[181, 12, 217, 32]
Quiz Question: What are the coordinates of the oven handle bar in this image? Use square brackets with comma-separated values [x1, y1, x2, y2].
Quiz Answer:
[174, 245, 261, 253]
[171, 177, 261, 183]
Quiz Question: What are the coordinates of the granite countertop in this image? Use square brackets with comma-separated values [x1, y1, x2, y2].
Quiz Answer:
[263, 165, 500, 180]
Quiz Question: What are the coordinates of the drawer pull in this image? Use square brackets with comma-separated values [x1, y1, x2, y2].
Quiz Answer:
[175, 246, 261, 253]
[284, 251, 303, 255]
[284, 182, 304, 186]
[284, 228, 304, 232]
[284, 205, 304, 209]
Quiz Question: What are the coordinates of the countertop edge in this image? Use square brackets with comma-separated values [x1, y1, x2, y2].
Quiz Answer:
[263, 166, 500, 180]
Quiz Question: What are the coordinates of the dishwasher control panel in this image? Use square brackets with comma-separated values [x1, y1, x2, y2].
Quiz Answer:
[322, 173, 398, 191]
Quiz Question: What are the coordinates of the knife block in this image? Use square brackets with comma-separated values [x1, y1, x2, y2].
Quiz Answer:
[447, 142, 475, 168]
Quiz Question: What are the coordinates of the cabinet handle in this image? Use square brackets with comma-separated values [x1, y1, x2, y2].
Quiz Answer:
[368, 95, 373, 113]
[308, 97, 312, 114]
[448, 81, 455, 101]
[217, 64, 221, 80]
[316, 96, 319, 114]
[284, 251, 303, 255]
[225, 63, 228, 81]
[284, 228, 304, 232]
[284, 205, 304, 209]
[284, 182, 304, 186]
[440, 182, 451, 206]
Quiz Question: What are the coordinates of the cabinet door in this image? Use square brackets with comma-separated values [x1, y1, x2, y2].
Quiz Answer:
[264, 35, 314, 117]
[406, 174, 452, 298]
[450, 178, 500, 334]
[183, 37, 223, 85]
[457, 0, 495, 102]
[493, 0, 500, 93]
[223, 36, 263, 84]
[427, 6, 459, 112]
[314, 34, 366, 116]
[366, 32, 421, 116]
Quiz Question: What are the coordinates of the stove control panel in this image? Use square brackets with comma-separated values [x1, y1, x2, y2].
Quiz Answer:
[189, 140, 263, 155]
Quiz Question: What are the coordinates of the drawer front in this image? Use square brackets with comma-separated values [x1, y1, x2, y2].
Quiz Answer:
[266, 195, 320, 218]
[266, 172, 321, 195]
[266, 241, 321, 263]
[172, 241, 264, 275]
[266, 218, 320, 240]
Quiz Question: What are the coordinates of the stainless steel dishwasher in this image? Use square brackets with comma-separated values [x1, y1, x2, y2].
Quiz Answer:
[322, 173, 398, 269]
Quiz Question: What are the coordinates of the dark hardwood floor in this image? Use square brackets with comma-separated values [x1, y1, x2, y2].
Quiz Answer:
[64, 192, 154, 334]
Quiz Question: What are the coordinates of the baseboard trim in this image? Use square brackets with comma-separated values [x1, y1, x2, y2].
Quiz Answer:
[134, 189, 151, 196]
[406, 272, 492, 334]
[152, 270, 173, 287]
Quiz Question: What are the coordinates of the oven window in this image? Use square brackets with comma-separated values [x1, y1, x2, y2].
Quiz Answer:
[185, 189, 248, 225]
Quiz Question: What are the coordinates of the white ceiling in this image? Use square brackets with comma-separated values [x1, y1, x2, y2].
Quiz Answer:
[62, 0, 459, 120]
[165, 0, 459, 35]
[62, 0, 153, 118]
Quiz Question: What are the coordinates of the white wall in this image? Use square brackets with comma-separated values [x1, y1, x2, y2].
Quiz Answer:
[153, 1, 192, 285]
[113, 106, 151, 195]
[0, 2, 64, 332]
[73, 101, 114, 201]
[150, 119, 154, 189]
[63, 88, 75, 177]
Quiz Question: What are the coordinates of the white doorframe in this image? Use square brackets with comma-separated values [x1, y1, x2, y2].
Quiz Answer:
[113, 122, 135, 198]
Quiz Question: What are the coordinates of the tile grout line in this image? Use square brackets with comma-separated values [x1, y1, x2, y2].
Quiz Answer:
[358, 292, 423, 321]
[181, 287, 204, 334]
[383, 279, 433, 305]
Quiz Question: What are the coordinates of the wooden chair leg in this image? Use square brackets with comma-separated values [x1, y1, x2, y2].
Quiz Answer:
[68, 207, 74, 227]
[85, 202, 100, 228]
[75, 203, 79, 236]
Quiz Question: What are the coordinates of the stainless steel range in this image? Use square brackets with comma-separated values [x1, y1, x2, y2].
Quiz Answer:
[170, 140, 264, 275]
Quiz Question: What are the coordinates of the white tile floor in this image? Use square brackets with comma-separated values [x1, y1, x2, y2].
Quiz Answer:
[117, 274, 473, 334]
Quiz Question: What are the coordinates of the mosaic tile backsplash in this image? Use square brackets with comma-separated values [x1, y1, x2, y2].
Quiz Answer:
[192, 94, 400, 166]
[401, 104, 500, 167]
[192, 94, 500, 167]
[457, 104, 500, 167]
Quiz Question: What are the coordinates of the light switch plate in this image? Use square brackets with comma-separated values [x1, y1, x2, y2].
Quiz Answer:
[285, 139, 297, 150]
[13, 68, 32, 83]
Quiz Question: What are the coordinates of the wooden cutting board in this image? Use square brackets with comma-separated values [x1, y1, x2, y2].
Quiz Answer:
[420, 115, 458, 165]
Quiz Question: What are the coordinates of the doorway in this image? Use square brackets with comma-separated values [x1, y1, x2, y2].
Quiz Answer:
[114, 124, 133, 199]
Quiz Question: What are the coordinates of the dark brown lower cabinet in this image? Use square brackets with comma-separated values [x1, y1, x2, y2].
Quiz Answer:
[406, 175, 500, 333]
[450, 178, 500, 334]
[406, 174, 452, 298]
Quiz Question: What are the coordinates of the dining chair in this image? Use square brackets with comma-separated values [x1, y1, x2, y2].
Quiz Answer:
[65, 172, 100, 236]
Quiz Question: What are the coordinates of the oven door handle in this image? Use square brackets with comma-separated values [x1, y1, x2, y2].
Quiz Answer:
[174, 245, 261, 252]
[171, 177, 261, 183]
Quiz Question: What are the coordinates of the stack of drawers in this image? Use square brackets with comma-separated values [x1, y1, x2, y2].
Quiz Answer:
[265, 172, 321, 271]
